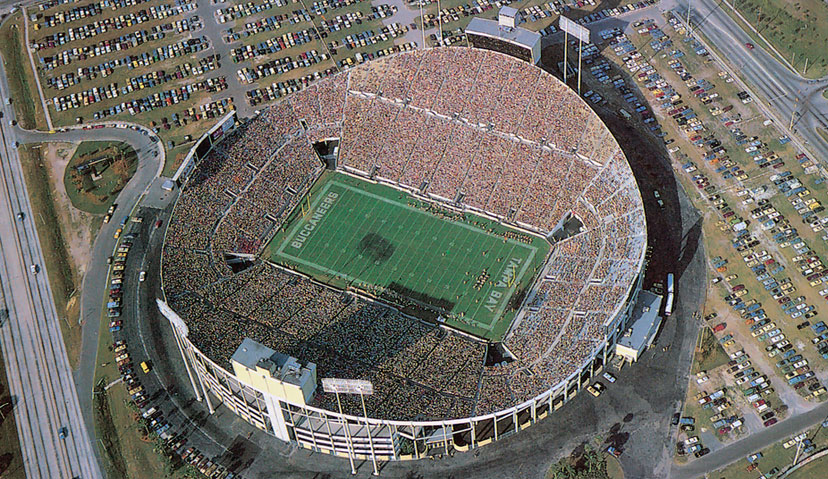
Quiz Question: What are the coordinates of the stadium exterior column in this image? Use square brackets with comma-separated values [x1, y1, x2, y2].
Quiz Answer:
[195, 363, 215, 414]
[335, 391, 357, 475]
[412, 422, 421, 459]
[494, 415, 499, 441]
[360, 391, 379, 476]
[323, 413, 335, 454]
[531, 400, 537, 423]
[391, 425, 399, 460]
[513, 410, 518, 433]
[171, 322, 202, 402]
[470, 420, 476, 450]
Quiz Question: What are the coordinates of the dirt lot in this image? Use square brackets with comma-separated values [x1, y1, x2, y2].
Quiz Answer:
[43, 143, 98, 278]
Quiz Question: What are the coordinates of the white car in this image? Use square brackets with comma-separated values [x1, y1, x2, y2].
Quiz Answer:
[602, 372, 616, 383]
[30, 264, 39, 274]
[139, 271, 146, 282]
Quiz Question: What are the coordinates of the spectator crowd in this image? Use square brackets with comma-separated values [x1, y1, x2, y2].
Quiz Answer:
[161, 47, 646, 421]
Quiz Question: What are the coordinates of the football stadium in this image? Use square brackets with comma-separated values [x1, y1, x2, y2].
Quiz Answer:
[159, 46, 648, 461]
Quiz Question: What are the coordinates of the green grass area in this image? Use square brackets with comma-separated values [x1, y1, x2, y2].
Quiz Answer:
[693, 326, 730, 373]
[18, 145, 83, 369]
[64, 141, 138, 214]
[789, 452, 828, 478]
[726, 0, 828, 78]
[715, 422, 828, 479]
[267, 171, 549, 341]
[0, 12, 47, 130]
[0, 353, 25, 479]
[545, 445, 614, 479]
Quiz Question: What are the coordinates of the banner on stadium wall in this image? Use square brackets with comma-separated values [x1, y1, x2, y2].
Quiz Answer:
[560, 16, 590, 43]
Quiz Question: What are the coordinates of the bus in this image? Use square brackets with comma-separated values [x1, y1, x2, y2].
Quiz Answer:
[664, 273, 675, 316]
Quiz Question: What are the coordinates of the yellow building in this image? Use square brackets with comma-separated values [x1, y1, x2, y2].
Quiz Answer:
[231, 338, 317, 406]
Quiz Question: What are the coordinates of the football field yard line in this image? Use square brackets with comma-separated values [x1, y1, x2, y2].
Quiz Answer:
[270, 174, 546, 339]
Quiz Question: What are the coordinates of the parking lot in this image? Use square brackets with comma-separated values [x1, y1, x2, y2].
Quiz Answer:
[415, 0, 659, 47]
[565, 9, 828, 468]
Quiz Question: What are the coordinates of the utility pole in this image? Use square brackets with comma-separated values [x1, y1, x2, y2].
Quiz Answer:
[437, 0, 443, 46]
[686, 0, 692, 36]
[563, 30, 568, 83]
[419, 0, 425, 48]
[577, 37, 583, 95]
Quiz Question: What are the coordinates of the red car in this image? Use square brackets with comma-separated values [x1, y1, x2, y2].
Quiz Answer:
[746, 42, 754, 49]
[764, 418, 777, 427]
[155, 219, 163, 228]
[713, 323, 727, 332]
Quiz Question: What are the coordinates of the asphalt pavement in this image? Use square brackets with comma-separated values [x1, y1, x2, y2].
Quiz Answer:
[0, 74, 102, 479]
[670, 0, 828, 163]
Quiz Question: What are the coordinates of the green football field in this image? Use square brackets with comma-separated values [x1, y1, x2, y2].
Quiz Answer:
[266, 171, 550, 341]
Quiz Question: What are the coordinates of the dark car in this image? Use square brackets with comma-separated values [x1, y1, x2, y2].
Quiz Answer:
[761, 412, 775, 421]
[694, 447, 710, 458]
[745, 42, 754, 49]
[764, 418, 778, 427]
[671, 413, 680, 425]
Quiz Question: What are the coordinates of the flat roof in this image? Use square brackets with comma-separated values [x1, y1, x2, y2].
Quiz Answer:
[500, 6, 519, 17]
[618, 291, 663, 352]
[466, 17, 541, 49]
[232, 338, 315, 387]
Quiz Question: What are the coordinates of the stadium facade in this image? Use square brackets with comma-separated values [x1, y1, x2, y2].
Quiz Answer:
[158, 46, 648, 462]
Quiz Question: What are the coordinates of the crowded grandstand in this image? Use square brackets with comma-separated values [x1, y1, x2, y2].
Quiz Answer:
[160, 46, 647, 429]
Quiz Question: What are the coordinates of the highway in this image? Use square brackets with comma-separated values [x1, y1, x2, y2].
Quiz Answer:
[0, 83, 102, 479]
[671, 0, 828, 162]
[0, 10, 163, 475]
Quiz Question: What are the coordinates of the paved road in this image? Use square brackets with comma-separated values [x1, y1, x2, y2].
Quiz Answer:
[670, 0, 828, 163]
[0, 15, 164, 475]
[672, 402, 828, 479]
[0, 70, 102, 479]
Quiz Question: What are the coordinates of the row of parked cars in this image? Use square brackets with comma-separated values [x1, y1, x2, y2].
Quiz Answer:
[329, 22, 409, 53]
[92, 76, 228, 120]
[229, 29, 316, 62]
[237, 49, 330, 84]
[104, 215, 234, 477]
[636, 14, 828, 435]
[216, 0, 297, 24]
[35, 0, 196, 50]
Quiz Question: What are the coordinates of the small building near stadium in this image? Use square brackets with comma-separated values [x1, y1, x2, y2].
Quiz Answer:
[615, 290, 663, 363]
[466, 11, 541, 64]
